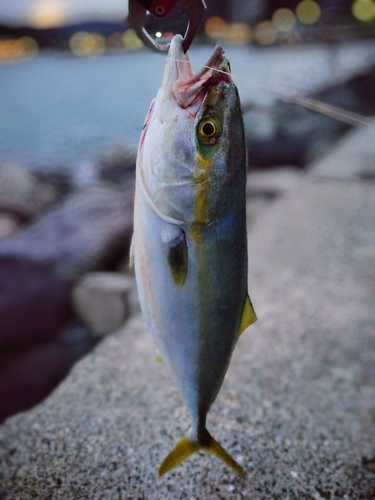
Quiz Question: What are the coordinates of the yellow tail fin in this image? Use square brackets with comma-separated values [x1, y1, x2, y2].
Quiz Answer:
[158, 430, 245, 477]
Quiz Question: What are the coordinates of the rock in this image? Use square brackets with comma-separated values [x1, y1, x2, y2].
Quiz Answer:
[96, 147, 136, 188]
[0, 163, 58, 219]
[59, 320, 99, 359]
[247, 167, 302, 195]
[0, 314, 97, 422]
[244, 64, 375, 169]
[33, 168, 73, 197]
[307, 64, 375, 121]
[71, 160, 99, 189]
[0, 212, 20, 240]
[247, 134, 311, 168]
[0, 185, 134, 282]
[309, 116, 375, 181]
[0, 257, 70, 350]
[72, 272, 136, 336]
[0, 334, 91, 423]
[243, 108, 276, 141]
[0, 185, 134, 419]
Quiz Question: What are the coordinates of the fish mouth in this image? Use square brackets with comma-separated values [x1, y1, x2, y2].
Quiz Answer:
[163, 34, 232, 113]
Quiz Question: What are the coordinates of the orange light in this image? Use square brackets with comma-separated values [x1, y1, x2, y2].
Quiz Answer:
[0, 40, 20, 63]
[0, 37, 39, 64]
[28, 0, 68, 29]
[204, 16, 228, 39]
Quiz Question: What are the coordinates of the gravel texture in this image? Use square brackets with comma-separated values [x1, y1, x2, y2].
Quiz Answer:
[0, 176, 375, 499]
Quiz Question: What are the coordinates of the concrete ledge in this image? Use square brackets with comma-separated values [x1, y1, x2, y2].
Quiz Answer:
[0, 177, 375, 498]
[309, 117, 375, 181]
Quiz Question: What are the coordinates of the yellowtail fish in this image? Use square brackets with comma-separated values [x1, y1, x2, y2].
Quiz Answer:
[131, 34, 257, 477]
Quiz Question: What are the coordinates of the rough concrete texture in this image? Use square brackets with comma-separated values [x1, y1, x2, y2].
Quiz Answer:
[310, 117, 375, 181]
[0, 176, 375, 499]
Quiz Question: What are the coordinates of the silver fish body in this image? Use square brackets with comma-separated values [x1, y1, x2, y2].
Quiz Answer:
[132, 34, 256, 475]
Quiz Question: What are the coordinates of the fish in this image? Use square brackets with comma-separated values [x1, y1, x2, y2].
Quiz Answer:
[130, 34, 257, 477]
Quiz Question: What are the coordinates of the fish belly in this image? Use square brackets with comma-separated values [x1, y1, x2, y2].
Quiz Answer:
[134, 186, 248, 425]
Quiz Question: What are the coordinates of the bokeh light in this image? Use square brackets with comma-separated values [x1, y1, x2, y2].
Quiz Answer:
[107, 33, 125, 53]
[122, 29, 143, 50]
[351, 0, 375, 22]
[17, 37, 39, 57]
[0, 40, 20, 63]
[296, 0, 322, 24]
[204, 16, 228, 39]
[272, 8, 296, 32]
[0, 37, 39, 64]
[224, 23, 252, 45]
[28, 0, 68, 29]
[254, 21, 278, 45]
[69, 32, 106, 58]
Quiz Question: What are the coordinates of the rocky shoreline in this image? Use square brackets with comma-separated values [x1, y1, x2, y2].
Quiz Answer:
[0, 151, 137, 422]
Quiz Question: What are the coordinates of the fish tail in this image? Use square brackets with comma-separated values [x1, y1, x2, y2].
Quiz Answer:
[158, 429, 245, 477]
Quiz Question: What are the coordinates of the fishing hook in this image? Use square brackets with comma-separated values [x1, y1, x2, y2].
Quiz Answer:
[127, 0, 206, 53]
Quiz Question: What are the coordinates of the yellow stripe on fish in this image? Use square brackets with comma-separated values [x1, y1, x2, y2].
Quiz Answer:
[193, 153, 212, 226]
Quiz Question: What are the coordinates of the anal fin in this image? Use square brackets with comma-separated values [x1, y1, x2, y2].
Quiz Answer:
[238, 294, 257, 338]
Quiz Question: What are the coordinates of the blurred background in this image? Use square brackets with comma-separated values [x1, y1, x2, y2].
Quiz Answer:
[0, 0, 375, 422]
[1, 0, 375, 168]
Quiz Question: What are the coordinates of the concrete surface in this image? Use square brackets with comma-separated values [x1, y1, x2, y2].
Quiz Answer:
[310, 118, 375, 181]
[0, 173, 375, 498]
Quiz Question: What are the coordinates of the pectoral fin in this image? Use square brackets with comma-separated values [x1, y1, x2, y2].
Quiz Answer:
[238, 294, 257, 338]
[164, 227, 188, 287]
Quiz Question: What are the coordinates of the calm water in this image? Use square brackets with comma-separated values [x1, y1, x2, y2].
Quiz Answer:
[1, 40, 374, 170]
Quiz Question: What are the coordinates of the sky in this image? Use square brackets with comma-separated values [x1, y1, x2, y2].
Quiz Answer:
[0, 0, 129, 26]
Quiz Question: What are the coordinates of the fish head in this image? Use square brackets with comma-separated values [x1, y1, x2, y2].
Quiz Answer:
[138, 34, 246, 224]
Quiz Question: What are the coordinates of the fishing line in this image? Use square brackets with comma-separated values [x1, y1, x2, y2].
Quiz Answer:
[171, 59, 375, 129]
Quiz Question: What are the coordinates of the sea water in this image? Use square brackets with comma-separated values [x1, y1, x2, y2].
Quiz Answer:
[0, 40, 374, 170]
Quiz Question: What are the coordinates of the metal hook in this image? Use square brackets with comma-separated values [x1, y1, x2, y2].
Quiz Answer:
[127, 0, 206, 53]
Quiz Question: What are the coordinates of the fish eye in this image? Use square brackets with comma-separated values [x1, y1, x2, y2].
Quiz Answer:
[198, 118, 221, 144]
[202, 122, 215, 137]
